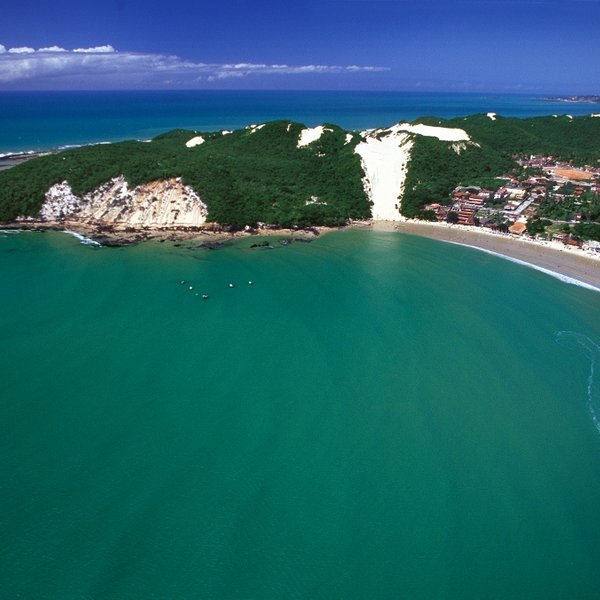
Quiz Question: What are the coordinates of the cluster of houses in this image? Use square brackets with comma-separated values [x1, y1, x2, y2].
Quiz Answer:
[424, 155, 600, 248]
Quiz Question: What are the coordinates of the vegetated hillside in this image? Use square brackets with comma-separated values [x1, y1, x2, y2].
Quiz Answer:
[401, 137, 514, 218]
[0, 121, 369, 227]
[443, 114, 600, 165]
[401, 115, 600, 218]
[2, 115, 599, 225]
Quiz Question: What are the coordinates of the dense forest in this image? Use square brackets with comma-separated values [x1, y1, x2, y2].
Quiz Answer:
[401, 137, 514, 218]
[0, 121, 369, 227]
[1, 114, 599, 228]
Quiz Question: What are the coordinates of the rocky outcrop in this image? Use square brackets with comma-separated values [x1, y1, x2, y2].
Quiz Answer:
[39, 176, 208, 228]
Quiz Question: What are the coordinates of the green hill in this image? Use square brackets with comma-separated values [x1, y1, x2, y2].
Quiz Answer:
[1, 115, 599, 228]
[0, 121, 369, 227]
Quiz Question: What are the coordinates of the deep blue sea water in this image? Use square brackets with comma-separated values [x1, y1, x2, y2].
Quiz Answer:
[1, 90, 599, 154]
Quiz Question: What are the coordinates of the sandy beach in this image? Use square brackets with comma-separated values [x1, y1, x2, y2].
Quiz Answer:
[388, 220, 600, 291]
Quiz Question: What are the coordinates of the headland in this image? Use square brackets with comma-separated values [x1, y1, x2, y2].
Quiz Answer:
[1, 115, 599, 290]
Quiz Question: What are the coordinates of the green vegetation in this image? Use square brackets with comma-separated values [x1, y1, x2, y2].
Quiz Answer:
[526, 218, 553, 236]
[402, 114, 600, 219]
[573, 222, 600, 241]
[0, 121, 369, 228]
[419, 114, 600, 165]
[464, 177, 508, 191]
[1, 115, 599, 236]
[537, 192, 599, 222]
[401, 136, 513, 218]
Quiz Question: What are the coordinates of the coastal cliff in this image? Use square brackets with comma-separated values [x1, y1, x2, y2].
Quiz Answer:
[39, 177, 208, 228]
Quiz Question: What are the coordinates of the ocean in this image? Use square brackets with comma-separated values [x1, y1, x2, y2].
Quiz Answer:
[1, 90, 600, 154]
[2, 92, 600, 598]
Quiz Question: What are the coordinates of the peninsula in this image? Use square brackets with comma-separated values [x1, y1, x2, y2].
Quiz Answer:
[1, 114, 599, 286]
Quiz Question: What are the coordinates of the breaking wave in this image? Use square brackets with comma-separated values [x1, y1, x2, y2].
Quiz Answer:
[64, 230, 101, 247]
[445, 241, 600, 293]
[555, 331, 600, 435]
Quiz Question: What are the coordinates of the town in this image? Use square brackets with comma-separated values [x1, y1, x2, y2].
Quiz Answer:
[424, 154, 600, 252]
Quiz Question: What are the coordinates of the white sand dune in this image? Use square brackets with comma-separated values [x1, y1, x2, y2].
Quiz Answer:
[354, 122, 471, 220]
[185, 136, 204, 148]
[246, 124, 265, 134]
[297, 126, 327, 148]
[395, 122, 471, 142]
[355, 129, 413, 221]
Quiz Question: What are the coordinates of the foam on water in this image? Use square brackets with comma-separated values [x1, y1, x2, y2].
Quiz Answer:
[64, 230, 101, 247]
[555, 332, 600, 436]
[445, 241, 600, 293]
[0, 150, 37, 158]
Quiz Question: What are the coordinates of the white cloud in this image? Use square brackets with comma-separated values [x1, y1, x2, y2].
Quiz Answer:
[72, 45, 115, 53]
[0, 43, 389, 87]
[8, 47, 35, 54]
[38, 46, 67, 53]
[205, 62, 389, 81]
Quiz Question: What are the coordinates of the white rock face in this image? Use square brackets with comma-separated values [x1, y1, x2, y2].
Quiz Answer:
[354, 128, 413, 221]
[40, 181, 81, 220]
[185, 136, 205, 148]
[40, 177, 208, 227]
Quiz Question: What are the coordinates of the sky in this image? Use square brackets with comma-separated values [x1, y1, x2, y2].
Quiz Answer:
[0, 0, 598, 92]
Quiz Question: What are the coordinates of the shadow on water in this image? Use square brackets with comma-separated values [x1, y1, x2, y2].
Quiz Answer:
[556, 331, 600, 435]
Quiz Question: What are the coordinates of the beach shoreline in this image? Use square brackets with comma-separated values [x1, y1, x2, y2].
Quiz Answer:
[0, 219, 334, 247]
[3, 217, 599, 290]
[389, 219, 600, 291]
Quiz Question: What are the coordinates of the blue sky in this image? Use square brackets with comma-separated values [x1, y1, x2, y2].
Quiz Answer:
[0, 0, 598, 92]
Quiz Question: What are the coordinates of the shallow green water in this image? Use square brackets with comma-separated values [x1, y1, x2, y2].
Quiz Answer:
[1, 229, 600, 599]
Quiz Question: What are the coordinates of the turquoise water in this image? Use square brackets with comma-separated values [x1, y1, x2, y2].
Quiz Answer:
[1, 90, 599, 154]
[2, 229, 600, 598]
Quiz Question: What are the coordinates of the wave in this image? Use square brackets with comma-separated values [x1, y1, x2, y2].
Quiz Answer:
[445, 240, 600, 293]
[1, 139, 141, 158]
[64, 230, 101, 247]
[0, 150, 40, 159]
[57, 144, 84, 151]
[555, 332, 600, 435]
